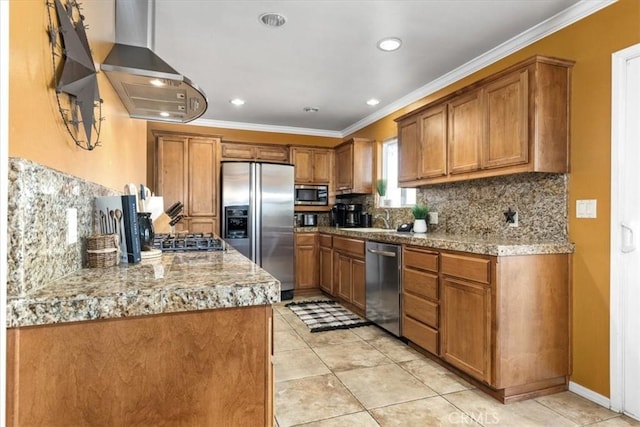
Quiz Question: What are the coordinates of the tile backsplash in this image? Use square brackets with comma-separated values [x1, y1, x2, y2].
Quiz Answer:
[339, 173, 568, 241]
[7, 158, 118, 297]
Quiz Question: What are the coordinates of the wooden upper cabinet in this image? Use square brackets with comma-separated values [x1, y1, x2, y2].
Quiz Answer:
[395, 55, 573, 185]
[397, 117, 420, 183]
[419, 104, 448, 179]
[334, 138, 373, 195]
[221, 142, 289, 163]
[483, 69, 529, 169]
[188, 138, 217, 217]
[155, 133, 220, 234]
[448, 89, 483, 175]
[291, 147, 332, 184]
[156, 135, 188, 213]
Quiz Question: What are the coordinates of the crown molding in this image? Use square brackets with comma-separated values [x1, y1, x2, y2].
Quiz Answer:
[190, 118, 343, 139]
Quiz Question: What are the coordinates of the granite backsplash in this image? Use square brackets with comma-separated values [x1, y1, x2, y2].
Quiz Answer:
[338, 173, 568, 241]
[7, 158, 118, 297]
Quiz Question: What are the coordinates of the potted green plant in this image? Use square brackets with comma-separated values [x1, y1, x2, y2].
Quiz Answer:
[411, 204, 429, 233]
[376, 179, 389, 206]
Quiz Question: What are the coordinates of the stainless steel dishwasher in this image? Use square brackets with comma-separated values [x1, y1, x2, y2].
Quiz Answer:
[365, 241, 402, 337]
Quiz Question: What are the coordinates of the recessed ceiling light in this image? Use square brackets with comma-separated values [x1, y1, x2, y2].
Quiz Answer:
[230, 98, 245, 106]
[366, 98, 380, 106]
[303, 106, 319, 113]
[377, 37, 402, 52]
[159, 112, 170, 117]
[259, 12, 287, 28]
[150, 79, 165, 87]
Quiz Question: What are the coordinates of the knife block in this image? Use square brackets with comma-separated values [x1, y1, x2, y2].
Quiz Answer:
[153, 213, 172, 234]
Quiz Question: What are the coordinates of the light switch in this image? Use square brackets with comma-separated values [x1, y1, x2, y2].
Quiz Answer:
[576, 199, 597, 218]
[66, 208, 78, 244]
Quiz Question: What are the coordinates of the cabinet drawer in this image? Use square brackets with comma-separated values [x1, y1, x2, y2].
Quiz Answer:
[441, 253, 491, 284]
[333, 236, 365, 258]
[403, 315, 438, 355]
[404, 247, 438, 272]
[403, 268, 438, 300]
[404, 293, 438, 328]
[296, 233, 317, 246]
[319, 234, 332, 248]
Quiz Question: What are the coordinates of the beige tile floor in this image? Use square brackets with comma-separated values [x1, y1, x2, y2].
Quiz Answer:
[274, 296, 640, 427]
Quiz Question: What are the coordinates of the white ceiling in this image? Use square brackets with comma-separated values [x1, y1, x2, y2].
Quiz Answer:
[150, 0, 612, 137]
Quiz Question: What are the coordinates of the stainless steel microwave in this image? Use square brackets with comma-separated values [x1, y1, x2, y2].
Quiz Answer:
[294, 185, 328, 206]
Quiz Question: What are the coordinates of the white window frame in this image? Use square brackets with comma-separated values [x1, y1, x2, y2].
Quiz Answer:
[380, 138, 416, 208]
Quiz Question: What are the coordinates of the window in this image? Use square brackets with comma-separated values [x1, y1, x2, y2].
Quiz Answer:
[380, 138, 416, 207]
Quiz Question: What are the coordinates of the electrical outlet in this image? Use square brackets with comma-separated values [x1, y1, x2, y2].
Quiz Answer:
[576, 199, 597, 218]
[509, 211, 519, 227]
[429, 212, 438, 224]
[66, 208, 78, 244]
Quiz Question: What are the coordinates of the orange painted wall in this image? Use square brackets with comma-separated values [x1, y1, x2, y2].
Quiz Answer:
[8, 0, 146, 191]
[347, 0, 640, 397]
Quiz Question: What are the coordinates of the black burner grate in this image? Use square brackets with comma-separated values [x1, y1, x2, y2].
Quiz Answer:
[153, 233, 226, 252]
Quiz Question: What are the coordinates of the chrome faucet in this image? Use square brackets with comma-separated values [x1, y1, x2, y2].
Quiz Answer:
[374, 209, 391, 229]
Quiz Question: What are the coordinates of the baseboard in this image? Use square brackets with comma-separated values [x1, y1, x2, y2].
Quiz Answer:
[569, 381, 612, 410]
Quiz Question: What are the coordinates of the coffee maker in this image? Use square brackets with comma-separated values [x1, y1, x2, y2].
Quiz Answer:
[345, 204, 363, 227]
[331, 203, 347, 226]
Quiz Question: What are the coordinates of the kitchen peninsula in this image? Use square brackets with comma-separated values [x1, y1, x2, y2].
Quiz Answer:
[7, 247, 279, 426]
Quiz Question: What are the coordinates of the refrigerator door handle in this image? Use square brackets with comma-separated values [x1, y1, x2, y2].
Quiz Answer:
[254, 164, 262, 264]
[367, 248, 397, 257]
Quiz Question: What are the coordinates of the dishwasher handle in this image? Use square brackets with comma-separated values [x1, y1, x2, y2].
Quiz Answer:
[367, 248, 397, 257]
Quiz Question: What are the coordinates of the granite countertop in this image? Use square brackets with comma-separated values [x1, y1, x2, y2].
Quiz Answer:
[7, 247, 280, 328]
[304, 226, 574, 256]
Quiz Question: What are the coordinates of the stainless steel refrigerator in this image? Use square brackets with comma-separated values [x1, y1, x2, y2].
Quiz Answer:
[221, 162, 295, 297]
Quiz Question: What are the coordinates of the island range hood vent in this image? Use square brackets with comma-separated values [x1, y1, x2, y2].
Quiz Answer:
[100, 0, 207, 123]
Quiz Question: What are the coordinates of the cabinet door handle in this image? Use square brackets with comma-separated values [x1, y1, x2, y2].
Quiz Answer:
[621, 222, 636, 253]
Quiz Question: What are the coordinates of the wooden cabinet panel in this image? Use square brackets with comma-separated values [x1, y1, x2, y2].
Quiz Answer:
[398, 117, 420, 183]
[222, 142, 289, 163]
[336, 253, 352, 301]
[333, 236, 365, 258]
[319, 234, 332, 248]
[7, 306, 274, 426]
[352, 258, 365, 311]
[404, 292, 438, 328]
[441, 253, 491, 284]
[419, 104, 448, 178]
[483, 69, 528, 169]
[441, 277, 491, 383]
[312, 150, 331, 183]
[404, 247, 438, 272]
[448, 90, 483, 175]
[292, 147, 332, 184]
[334, 138, 373, 195]
[156, 136, 187, 212]
[156, 134, 219, 233]
[186, 217, 218, 235]
[335, 143, 352, 192]
[255, 145, 289, 163]
[403, 269, 438, 301]
[403, 315, 438, 355]
[295, 233, 318, 290]
[395, 56, 572, 186]
[188, 139, 217, 217]
[319, 245, 334, 295]
[221, 143, 254, 160]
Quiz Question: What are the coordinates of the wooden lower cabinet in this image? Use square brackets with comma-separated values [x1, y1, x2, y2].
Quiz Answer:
[6, 306, 274, 426]
[295, 233, 318, 290]
[402, 245, 571, 402]
[441, 276, 492, 383]
[332, 236, 366, 313]
[318, 234, 334, 295]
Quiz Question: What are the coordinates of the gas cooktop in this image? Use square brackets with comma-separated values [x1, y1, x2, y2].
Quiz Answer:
[153, 233, 226, 252]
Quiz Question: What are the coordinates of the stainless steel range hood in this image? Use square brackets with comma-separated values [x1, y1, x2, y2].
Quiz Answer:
[100, 0, 207, 123]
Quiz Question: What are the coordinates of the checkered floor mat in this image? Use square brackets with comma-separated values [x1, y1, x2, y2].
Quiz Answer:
[285, 300, 371, 333]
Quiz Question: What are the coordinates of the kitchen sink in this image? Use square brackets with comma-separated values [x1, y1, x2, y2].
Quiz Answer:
[341, 227, 395, 233]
